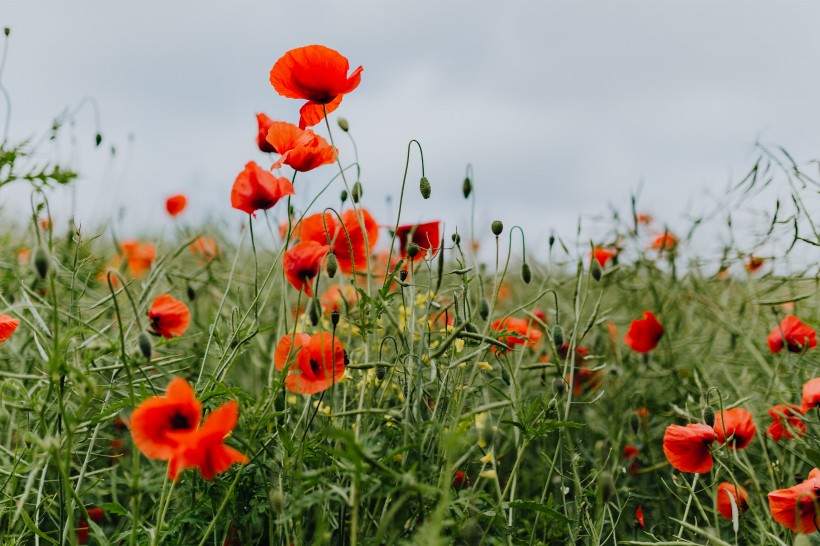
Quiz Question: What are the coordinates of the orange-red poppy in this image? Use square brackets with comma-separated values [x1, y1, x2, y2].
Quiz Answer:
[256, 113, 276, 153]
[716, 482, 749, 521]
[801, 378, 820, 413]
[295, 209, 379, 275]
[635, 506, 645, 529]
[168, 400, 249, 481]
[592, 247, 616, 268]
[637, 214, 653, 225]
[0, 315, 19, 343]
[274, 332, 347, 395]
[320, 284, 358, 313]
[283, 241, 329, 297]
[395, 221, 441, 262]
[148, 294, 191, 339]
[17, 247, 30, 265]
[130, 377, 201, 460]
[269, 45, 363, 129]
[567, 366, 602, 397]
[766, 404, 806, 442]
[77, 507, 105, 544]
[491, 317, 542, 352]
[768, 315, 817, 353]
[165, 194, 187, 217]
[768, 468, 820, 533]
[189, 235, 219, 263]
[121, 240, 156, 278]
[230, 161, 295, 216]
[650, 232, 678, 252]
[713, 408, 756, 450]
[745, 256, 764, 273]
[624, 311, 664, 354]
[662, 423, 715, 474]
[266, 121, 336, 172]
[453, 470, 469, 490]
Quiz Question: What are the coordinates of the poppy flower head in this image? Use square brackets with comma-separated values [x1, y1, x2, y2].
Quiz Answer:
[168, 400, 249, 481]
[320, 284, 358, 314]
[801, 378, 820, 414]
[624, 311, 664, 354]
[768, 468, 820, 533]
[270, 45, 363, 129]
[662, 423, 715, 474]
[283, 241, 330, 297]
[453, 470, 469, 489]
[76, 507, 104, 545]
[148, 294, 191, 339]
[120, 240, 156, 278]
[716, 482, 749, 521]
[713, 408, 756, 450]
[297, 209, 379, 275]
[396, 221, 441, 261]
[635, 506, 645, 529]
[745, 256, 765, 273]
[651, 232, 678, 252]
[491, 317, 542, 352]
[622, 445, 640, 460]
[267, 121, 336, 172]
[165, 194, 187, 217]
[274, 332, 347, 395]
[256, 113, 277, 153]
[766, 404, 806, 442]
[592, 247, 616, 268]
[189, 236, 220, 263]
[0, 314, 20, 343]
[230, 161, 295, 216]
[637, 214, 653, 225]
[567, 366, 602, 397]
[767, 315, 817, 353]
[129, 377, 201, 461]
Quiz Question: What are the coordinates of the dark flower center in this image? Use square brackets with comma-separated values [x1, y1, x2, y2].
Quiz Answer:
[169, 411, 192, 430]
[310, 359, 323, 377]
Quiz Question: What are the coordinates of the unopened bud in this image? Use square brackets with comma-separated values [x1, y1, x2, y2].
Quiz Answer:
[549, 233, 555, 249]
[597, 471, 616, 503]
[186, 285, 196, 301]
[521, 262, 532, 284]
[703, 406, 715, 428]
[3, 28, 9, 37]
[270, 490, 285, 514]
[629, 412, 641, 433]
[552, 325, 564, 348]
[491, 220, 503, 236]
[407, 243, 419, 258]
[462, 177, 472, 199]
[326, 252, 338, 278]
[500, 365, 510, 385]
[478, 299, 489, 321]
[138, 332, 152, 360]
[34, 247, 50, 279]
[309, 298, 320, 326]
[552, 377, 566, 395]
[351, 181, 363, 203]
[419, 176, 431, 199]
[591, 259, 602, 282]
[451, 232, 461, 244]
[399, 269, 408, 282]
[337, 118, 349, 132]
[340, 190, 348, 203]
[95, 133, 102, 147]
[330, 310, 340, 326]
[376, 364, 387, 380]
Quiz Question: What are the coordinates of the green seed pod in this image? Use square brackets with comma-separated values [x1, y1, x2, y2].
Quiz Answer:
[326, 252, 338, 278]
[138, 332, 152, 360]
[703, 406, 715, 428]
[597, 471, 616, 503]
[399, 269, 408, 282]
[340, 189, 348, 203]
[337, 117, 349, 132]
[521, 262, 532, 284]
[351, 181, 363, 203]
[552, 325, 564, 348]
[462, 177, 472, 199]
[419, 176, 431, 199]
[308, 298, 320, 326]
[478, 299, 490, 321]
[270, 490, 285, 514]
[95, 132, 102, 147]
[591, 259, 603, 282]
[407, 243, 419, 258]
[33, 247, 50, 279]
[491, 220, 503, 236]
[451, 232, 461, 245]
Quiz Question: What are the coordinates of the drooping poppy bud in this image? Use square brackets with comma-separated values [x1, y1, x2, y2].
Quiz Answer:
[138, 332, 153, 360]
[478, 300, 490, 321]
[351, 181, 363, 203]
[451, 232, 461, 244]
[308, 298, 321, 326]
[419, 176, 431, 199]
[337, 118, 349, 132]
[462, 176, 472, 199]
[552, 325, 565, 348]
[326, 252, 338, 278]
[491, 220, 503, 236]
[34, 247, 50, 279]
[340, 190, 348, 203]
[703, 406, 715, 428]
[521, 262, 532, 284]
[591, 259, 602, 282]
[95, 132, 102, 147]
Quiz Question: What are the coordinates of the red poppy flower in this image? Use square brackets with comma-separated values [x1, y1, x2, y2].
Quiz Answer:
[766, 404, 806, 442]
[148, 294, 191, 339]
[230, 161, 295, 216]
[637, 214, 653, 225]
[567, 367, 602, 397]
[592, 247, 616, 268]
[165, 194, 187, 217]
[801, 378, 820, 413]
[256, 113, 276, 153]
[745, 256, 764, 273]
[768, 468, 820, 533]
[274, 332, 346, 395]
[767, 315, 817, 353]
[635, 506, 645, 529]
[168, 400, 249, 481]
[622, 445, 640, 460]
[266, 121, 336, 172]
[453, 470, 469, 490]
[716, 482, 749, 521]
[189, 235, 219, 263]
[651, 232, 678, 251]
[130, 377, 201, 460]
[713, 408, 756, 450]
[283, 241, 329, 297]
[0, 314, 19, 343]
[121, 240, 156, 278]
[320, 284, 357, 313]
[662, 423, 715, 474]
[269, 45, 363, 129]
[395, 221, 441, 261]
[624, 311, 664, 354]
[558, 343, 590, 364]
[296, 209, 379, 275]
[77, 507, 105, 544]
[491, 317, 542, 351]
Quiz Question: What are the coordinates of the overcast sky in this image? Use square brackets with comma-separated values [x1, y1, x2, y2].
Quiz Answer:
[3, 1, 820, 263]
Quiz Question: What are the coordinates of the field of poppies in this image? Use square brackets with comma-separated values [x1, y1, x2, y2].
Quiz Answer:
[1, 44, 819, 545]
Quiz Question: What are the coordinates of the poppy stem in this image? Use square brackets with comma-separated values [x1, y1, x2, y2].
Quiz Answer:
[248, 214, 259, 323]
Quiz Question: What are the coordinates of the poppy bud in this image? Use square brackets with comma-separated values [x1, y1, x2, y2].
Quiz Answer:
[462, 177, 472, 199]
[552, 377, 566, 395]
[33, 247, 50, 279]
[399, 269, 408, 282]
[549, 233, 555, 249]
[478, 299, 489, 321]
[95, 132, 102, 147]
[451, 232, 461, 245]
[597, 471, 616, 503]
[3, 27, 9, 37]
[376, 364, 387, 380]
[337, 117, 349, 132]
[407, 243, 419, 258]
[309, 298, 320, 326]
[500, 365, 510, 385]
[464, 322, 479, 335]
[552, 325, 564, 348]
[491, 220, 503, 236]
[138, 332, 152, 360]
[340, 190, 348, 203]
[186, 285, 196, 301]
[419, 176, 431, 199]
[270, 490, 285, 514]
[521, 262, 532, 284]
[326, 252, 338, 278]
[351, 181, 363, 203]
[703, 406, 715, 428]
[330, 310, 340, 327]
[591, 259, 603, 282]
